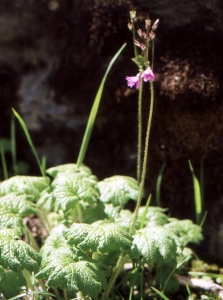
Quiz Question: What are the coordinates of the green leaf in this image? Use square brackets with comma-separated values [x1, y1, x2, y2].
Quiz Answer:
[151, 287, 170, 300]
[137, 206, 169, 228]
[0, 175, 49, 202]
[64, 220, 133, 253]
[36, 249, 108, 298]
[40, 224, 69, 259]
[0, 270, 26, 298]
[0, 229, 41, 272]
[98, 176, 139, 206]
[164, 218, 203, 246]
[52, 173, 100, 212]
[46, 163, 93, 179]
[130, 227, 181, 265]
[0, 193, 36, 231]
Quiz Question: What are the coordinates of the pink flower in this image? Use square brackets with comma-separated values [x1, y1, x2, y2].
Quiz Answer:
[126, 73, 140, 89]
[142, 67, 155, 82]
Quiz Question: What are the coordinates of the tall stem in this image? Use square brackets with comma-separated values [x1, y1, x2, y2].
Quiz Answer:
[130, 81, 154, 233]
[102, 82, 155, 300]
[137, 77, 143, 182]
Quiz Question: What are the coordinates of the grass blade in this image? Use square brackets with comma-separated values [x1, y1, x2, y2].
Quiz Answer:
[156, 161, 166, 207]
[151, 287, 170, 300]
[12, 108, 45, 177]
[76, 43, 127, 167]
[188, 160, 203, 224]
[11, 112, 18, 175]
[0, 139, 8, 179]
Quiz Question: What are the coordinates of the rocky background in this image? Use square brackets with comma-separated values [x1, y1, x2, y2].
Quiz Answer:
[0, 0, 223, 259]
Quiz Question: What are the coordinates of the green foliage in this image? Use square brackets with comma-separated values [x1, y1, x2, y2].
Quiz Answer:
[36, 248, 109, 298]
[0, 175, 49, 201]
[165, 218, 203, 246]
[130, 226, 181, 265]
[65, 220, 133, 253]
[0, 270, 26, 298]
[52, 173, 100, 212]
[0, 228, 41, 272]
[137, 206, 169, 228]
[98, 175, 140, 206]
[0, 193, 35, 231]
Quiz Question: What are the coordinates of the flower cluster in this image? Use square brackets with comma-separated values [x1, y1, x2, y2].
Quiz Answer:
[126, 67, 155, 89]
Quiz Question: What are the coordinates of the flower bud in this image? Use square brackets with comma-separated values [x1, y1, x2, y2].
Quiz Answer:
[128, 22, 133, 31]
[137, 29, 147, 39]
[145, 18, 151, 29]
[149, 31, 155, 40]
[134, 39, 141, 47]
[130, 9, 136, 21]
[152, 19, 159, 31]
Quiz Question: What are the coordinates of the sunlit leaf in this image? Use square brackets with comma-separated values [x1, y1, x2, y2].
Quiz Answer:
[0, 229, 41, 272]
[164, 218, 203, 246]
[98, 176, 139, 206]
[130, 227, 181, 265]
[36, 249, 109, 298]
[46, 163, 93, 179]
[64, 220, 133, 253]
[0, 175, 49, 202]
[52, 173, 100, 212]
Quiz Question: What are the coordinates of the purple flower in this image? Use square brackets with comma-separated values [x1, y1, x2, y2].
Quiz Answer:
[126, 73, 140, 89]
[142, 67, 155, 82]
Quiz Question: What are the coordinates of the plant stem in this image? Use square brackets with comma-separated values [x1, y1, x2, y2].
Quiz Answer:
[137, 77, 143, 182]
[11, 113, 18, 175]
[102, 251, 127, 300]
[25, 226, 40, 252]
[130, 81, 154, 233]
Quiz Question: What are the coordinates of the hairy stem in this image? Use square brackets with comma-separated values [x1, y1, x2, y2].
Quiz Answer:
[130, 81, 154, 233]
[137, 77, 143, 182]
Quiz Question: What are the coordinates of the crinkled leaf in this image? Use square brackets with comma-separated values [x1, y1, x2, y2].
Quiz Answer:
[46, 163, 92, 179]
[0, 193, 35, 216]
[0, 176, 49, 201]
[130, 227, 181, 265]
[0, 229, 41, 272]
[138, 206, 169, 229]
[0, 193, 36, 230]
[0, 270, 26, 298]
[36, 249, 108, 298]
[52, 173, 100, 213]
[164, 219, 203, 246]
[98, 176, 139, 206]
[64, 220, 133, 253]
[40, 224, 69, 259]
